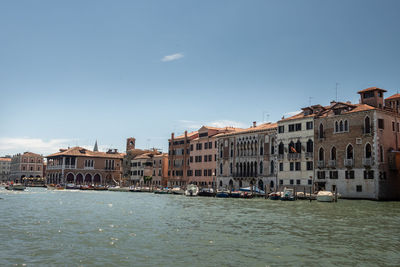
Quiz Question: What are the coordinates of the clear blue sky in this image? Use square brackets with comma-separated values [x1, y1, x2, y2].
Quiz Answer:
[1, 0, 399, 155]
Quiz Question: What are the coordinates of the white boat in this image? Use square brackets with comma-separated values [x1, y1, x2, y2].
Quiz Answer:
[316, 191, 334, 202]
[171, 187, 184, 195]
[184, 184, 199, 196]
[5, 184, 26, 191]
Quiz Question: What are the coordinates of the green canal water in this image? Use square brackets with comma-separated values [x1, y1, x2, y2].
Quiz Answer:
[0, 187, 399, 267]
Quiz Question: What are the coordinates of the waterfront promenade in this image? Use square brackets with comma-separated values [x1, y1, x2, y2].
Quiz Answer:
[1, 187, 399, 266]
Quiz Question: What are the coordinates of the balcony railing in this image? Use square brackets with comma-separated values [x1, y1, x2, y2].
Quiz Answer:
[305, 152, 313, 158]
[362, 158, 373, 167]
[317, 161, 325, 168]
[277, 154, 284, 160]
[287, 153, 301, 160]
[64, 165, 76, 169]
[328, 160, 336, 168]
[344, 158, 354, 167]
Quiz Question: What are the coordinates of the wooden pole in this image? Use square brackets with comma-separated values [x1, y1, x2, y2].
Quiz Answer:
[265, 184, 267, 199]
[335, 186, 338, 202]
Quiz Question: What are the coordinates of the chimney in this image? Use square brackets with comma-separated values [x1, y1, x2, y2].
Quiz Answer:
[253, 121, 257, 127]
[330, 100, 336, 105]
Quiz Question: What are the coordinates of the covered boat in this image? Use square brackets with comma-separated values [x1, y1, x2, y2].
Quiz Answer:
[316, 191, 334, 202]
[5, 184, 26, 191]
[185, 184, 199, 196]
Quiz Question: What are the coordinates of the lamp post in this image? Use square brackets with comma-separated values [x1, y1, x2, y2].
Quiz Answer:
[212, 171, 215, 192]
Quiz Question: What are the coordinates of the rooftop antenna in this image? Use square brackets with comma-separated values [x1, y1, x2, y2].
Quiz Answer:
[335, 82, 339, 102]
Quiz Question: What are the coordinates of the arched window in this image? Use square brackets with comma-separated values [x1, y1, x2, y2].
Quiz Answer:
[319, 147, 324, 161]
[250, 162, 254, 177]
[230, 163, 233, 174]
[365, 116, 371, 134]
[240, 163, 243, 176]
[260, 146, 264, 155]
[288, 141, 295, 153]
[319, 123, 324, 138]
[365, 143, 372, 158]
[347, 144, 353, 159]
[278, 142, 284, 154]
[271, 138, 275, 154]
[335, 121, 339, 132]
[344, 120, 348, 131]
[270, 160, 274, 174]
[339, 121, 344, 132]
[380, 145, 383, 162]
[331, 147, 336, 160]
[219, 180, 223, 187]
[220, 163, 223, 175]
[236, 163, 239, 176]
[295, 140, 302, 154]
[247, 162, 250, 177]
[259, 161, 263, 174]
[306, 139, 313, 153]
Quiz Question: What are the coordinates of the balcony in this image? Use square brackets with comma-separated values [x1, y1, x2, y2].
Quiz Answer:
[305, 152, 313, 158]
[328, 160, 336, 168]
[47, 165, 62, 170]
[317, 161, 325, 168]
[362, 158, 373, 167]
[287, 153, 301, 160]
[344, 159, 354, 168]
[277, 154, 284, 160]
[64, 165, 76, 169]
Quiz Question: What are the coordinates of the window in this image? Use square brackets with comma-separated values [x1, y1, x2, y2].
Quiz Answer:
[347, 145, 353, 159]
[306, 161, 313, 170]
[190, 144, 193, 151]
[356, 185, 362, 192]
[365, 144, 372, 158]
[278, 126, 284, 133]
[204, 169, 208, 176]
[380, 145, 384, 162]
[345, 170, 355, 179]
[230, 163, 232, 174]
[219, 163, 223, 175]
[288, 141, 295, 153]
[209, 142, 212, 149]
[295, 123, 301, 131]
[331, 147, 336, 160]
[344, 120, 348, 131]
[278, 142, 284, 155]
[289, 124, 295, 132]
[317, 171, 325, 179]
[279, 162, 283, 171]
[364, 92, 374, 98]
[290, 162, 294, 171]
[319, 123, 324, 139]
[364, 116, 371, 134]
[339, 121, 344, 132]
[319, 147, 324, 161]
[290, 179, 294, 185]
[378, 119, 384, 129]
[208, 155, 212, 162]
[279, 179, 283, 185]
[190, 156, 193, 163]
[270, 161, 274, 174]
[260, 147, 263, 156]
[205, 142, 208, 149]
[306, 139, 313, 153]
[335, 121, 339, 132]
[295, 162, 301, 171]
[392, 122, 396, 132]
[260, 161, 263, 174]
[308, 180, 312, 185]
[306, 121, 313, 130]
[364, 170, 374, 179]
[295, 141, 301, 154]
[296, 179, 301, 185]
[329, 171, 338, 179]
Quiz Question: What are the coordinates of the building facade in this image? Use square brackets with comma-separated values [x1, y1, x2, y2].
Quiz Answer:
[276, 108, 317, 191]
[0, 157, 11, 182]
[216, 122, 277, 191]
[314, 87, 400, 200]
[129, 151, 168, 187]
[46, 147, 123, 185]
[188, 126, 237, 187]
[9, 152, 44, 183]
[168, 131, 198, 187]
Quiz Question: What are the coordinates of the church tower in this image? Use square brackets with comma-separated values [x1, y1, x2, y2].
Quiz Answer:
[126, 137, 136, 152]
[93, 140, 99, 152]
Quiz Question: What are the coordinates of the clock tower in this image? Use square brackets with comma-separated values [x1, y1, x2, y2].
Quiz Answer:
[126, 137, 136, 152]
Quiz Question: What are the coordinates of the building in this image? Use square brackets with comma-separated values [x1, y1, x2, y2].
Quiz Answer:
[129, 151, 168, 187]
[276, 107, 317, 191]
[188, 126, 238, 188]
[216, 122, 277, 191]
[313, 87, 400, 200]
[9, 152, 44, 183]
[168, 131, 198, 187]
[0, 157, 11, 182]
[46, 146, 124, 185]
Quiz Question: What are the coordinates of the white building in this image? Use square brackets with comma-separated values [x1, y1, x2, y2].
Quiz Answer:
[0, 157, 11, 182]
[216, 122, 278, 191]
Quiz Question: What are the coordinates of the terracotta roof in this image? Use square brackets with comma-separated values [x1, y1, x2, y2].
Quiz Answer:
[0, 158, 11, 162]
[386, 93, 400, 100]
[317, 103, 376, 118]
[174, 131, 198, 139]
[357, 87, 387, 93]
[217, 123, 277, 137]
[46, 147, 123, 159]
[279, 112, 315, 122]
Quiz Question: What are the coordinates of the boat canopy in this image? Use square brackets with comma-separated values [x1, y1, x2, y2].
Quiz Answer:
[239, 186, 265, 194]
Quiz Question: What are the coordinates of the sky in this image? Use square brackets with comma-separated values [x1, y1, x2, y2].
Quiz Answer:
[1, 0, 400, 156]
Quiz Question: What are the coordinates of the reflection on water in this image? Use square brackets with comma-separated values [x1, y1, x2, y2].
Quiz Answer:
[0, 187, 399, 266]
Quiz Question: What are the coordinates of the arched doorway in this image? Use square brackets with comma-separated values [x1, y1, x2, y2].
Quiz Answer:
[270, 180, 274, 190]
[84, 174, 92, 184]
[258, 179, 264, 190]
[93, 174, 101, 185]
[239, 180, 243, 188]
[76, 173, 83, 184]
[229, 179, 233, 189]
[66, 173, 74, 183]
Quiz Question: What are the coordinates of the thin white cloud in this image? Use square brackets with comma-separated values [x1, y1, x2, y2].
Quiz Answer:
[161, 53, 184, 62]
[284, 110, 302, 117]
[0, 137, 72, 156]
[178, 119, 248, 130]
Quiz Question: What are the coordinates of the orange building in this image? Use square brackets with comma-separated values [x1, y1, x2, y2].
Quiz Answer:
[9, 152, 44, 183]
[46, 147, 123, 185]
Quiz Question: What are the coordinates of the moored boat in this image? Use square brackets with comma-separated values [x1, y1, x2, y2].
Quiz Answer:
[198, 188, 215, 197]
[154, 188, 170, 194]
[46, 184, 57, 190]
[185, 184, 199, 196]
[216, 190, 229, 198]
[281, 188, 295, 201]
[171, 187, 184, 195]
[316, 191, 334, 202]
[269, 192, 281, 200]
[229, 191, 241, 198]
[5, 184, 26, 191]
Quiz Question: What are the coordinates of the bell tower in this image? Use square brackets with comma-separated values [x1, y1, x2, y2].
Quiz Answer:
[126, 137, 136, 152]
